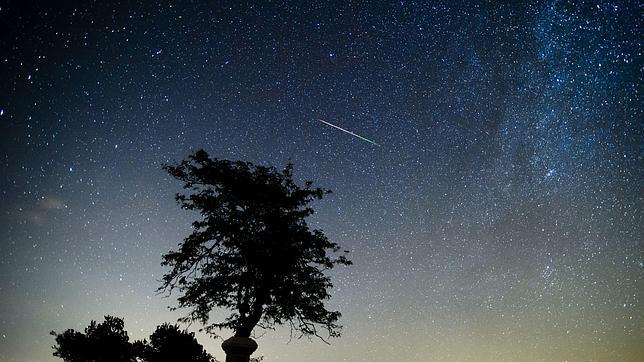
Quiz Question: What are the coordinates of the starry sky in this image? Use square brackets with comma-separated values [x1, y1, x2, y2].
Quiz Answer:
[1, 1, 642, 361]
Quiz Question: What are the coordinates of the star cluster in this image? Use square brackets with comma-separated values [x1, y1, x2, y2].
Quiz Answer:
[0, 1, 642, 361]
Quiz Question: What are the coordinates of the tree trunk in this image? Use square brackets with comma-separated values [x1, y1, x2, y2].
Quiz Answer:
[236, 290, 265, 337]
[235, 303, 263, 337]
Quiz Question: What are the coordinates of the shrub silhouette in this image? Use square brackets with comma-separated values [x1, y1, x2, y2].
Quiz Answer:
[51, 316, 216, 362]
[138, 323, 214, 362]
[51, 316, 138, 362]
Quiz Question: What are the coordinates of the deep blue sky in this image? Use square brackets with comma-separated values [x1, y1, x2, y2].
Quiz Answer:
[1, 1, 642, 361]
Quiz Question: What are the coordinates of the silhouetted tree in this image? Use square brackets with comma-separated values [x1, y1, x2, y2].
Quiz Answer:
[138, 323, 215, 362]
[52, 317, 216, 362]
[160, 150, 351, 341]
[51, 316, 138, 362]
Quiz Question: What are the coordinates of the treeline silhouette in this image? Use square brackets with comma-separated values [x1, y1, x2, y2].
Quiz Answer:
[50, 316, 265, 361]
[51, 315, 249, 362]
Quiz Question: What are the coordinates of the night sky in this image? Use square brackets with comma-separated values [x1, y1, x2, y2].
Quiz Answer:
[1, 1, 642, 361]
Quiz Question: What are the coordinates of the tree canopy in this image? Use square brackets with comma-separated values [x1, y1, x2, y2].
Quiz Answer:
[51, 316, 140, 362]
[160, 150, 351, 341]
[138, 323, 214, 362]
[51, 316, 216, 362]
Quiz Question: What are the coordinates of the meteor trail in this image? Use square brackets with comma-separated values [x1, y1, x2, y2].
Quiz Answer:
[317, 119, 380, 146]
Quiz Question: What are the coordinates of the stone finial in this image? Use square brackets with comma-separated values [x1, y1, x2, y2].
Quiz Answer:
[221, 336, 258, 362]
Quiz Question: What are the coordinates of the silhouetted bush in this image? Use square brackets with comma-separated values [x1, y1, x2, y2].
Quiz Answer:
[138, 323, 214, 362]
[51, 316, 138, 362]
[51, 316, 216, 362]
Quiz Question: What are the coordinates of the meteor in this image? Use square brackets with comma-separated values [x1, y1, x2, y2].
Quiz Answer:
[317, 119, 380, 146]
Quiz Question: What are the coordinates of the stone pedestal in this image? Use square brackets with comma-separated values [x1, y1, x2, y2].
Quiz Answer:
[221, 336, 258, 362]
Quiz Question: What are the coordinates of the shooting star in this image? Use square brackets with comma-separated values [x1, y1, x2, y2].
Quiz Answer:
[317, 119, 380, 146]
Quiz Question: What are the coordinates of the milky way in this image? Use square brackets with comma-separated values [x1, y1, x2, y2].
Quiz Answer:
[0, 1, 642, 361]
